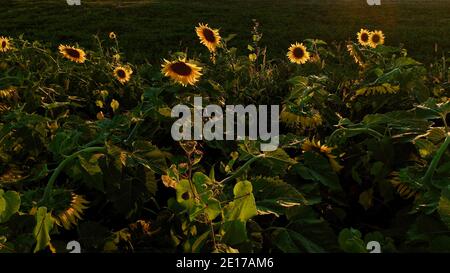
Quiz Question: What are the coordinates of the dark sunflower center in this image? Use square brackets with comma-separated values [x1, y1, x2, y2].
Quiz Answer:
[202, 28, 216, 43]
[117, 69, 126, 78]
[293, 47, 304, 58]
[1, 41, 6, 48]
[170, 62, 193, 76]
[361, 33, 369, 42]
[65, 48, 80, 58]
[372, 34, 380, 43]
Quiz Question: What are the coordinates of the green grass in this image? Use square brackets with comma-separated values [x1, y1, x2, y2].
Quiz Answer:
[3, 0, 450, 63]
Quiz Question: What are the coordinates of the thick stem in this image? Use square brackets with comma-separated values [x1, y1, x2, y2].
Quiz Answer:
[422, 133, 450, 185]
[41, 147, 107, 203]
[219, 154, 266, 184]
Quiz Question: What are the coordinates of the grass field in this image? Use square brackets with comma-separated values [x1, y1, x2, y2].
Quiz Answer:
[3, 0, 450, 63]
[0, 0, 450, 61]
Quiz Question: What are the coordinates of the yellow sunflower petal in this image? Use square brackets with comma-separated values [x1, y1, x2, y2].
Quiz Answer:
[161, 58, 203, 86]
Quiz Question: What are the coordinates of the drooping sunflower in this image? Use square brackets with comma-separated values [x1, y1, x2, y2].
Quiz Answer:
[356, 29, 371, 46]
[113, 66, 133, 84]
[58, 45, 86, 63]
[195, 23, 221, 52]
[302, 138, 343, 173]
[0, 87, 17, 100]
[287, 42, 310, 64]
[347, 44, 365, 67]
[52, 192, 89, 230]
[280, 106, 322, 129]
[161, 58, 202, 86]
[0, 37, 11, 52]
[368, 30, 385, 48]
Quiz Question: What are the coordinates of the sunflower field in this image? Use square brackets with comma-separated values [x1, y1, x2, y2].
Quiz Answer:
[0, 20, 450, 254]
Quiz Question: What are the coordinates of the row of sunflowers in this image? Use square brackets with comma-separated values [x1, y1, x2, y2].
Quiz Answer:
[0, 21, 449, 253]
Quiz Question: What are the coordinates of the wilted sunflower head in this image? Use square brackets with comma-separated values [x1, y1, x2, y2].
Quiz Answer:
[369, 30, 385, 48]
[51, 191, 89, 230]
[357, 29, 371, 46]
[58, 45, 86, 63]
[280, 106, 322, 129]
[287, 42, 310, 64]
[0, 37, 11, 52]
[113, 66, 133, 84]
[161, 58, 203, 86]
[302, 138, 343, 173]
[195, 23, 221, 52]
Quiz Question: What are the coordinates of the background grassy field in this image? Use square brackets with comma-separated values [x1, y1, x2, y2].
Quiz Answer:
[2, 0, 450, 63]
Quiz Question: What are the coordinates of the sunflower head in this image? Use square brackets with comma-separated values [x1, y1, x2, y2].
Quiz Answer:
[287, 42, 310, 64]
[109, 32, 117, 40]
[280, 106, 322, 129]
[51, 191, 89, 230]
[161, 58, 203, 86]
[58, 45, 86, 63]
[0, 37, 11, 52]
[195, 23, 221, 52]
[302, 138, 343, 173]
[357, 29, 371, 46]
[113, 66, 133, 84]
[369, 30, 385, 48]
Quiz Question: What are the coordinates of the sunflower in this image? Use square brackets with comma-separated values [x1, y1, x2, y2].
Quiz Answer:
[53, 193, 89, 230]
[302, 138, 343, 173]
[357, 29, 371, 46]
[347, 44, 365, 67]
[195, 23, 221, 52]
[58, 45, 86, 63]
[161, 58, 202, 86]
[388, 172, 419, 200]
[109, 32, 117, 39]
[0, 37, 11, 52]
[287, 42, 310, 64]
[0, 87, 17, 100]
[368, 30, 385, 48]
[113, 66, 133, 84]
[280, 107, 322, 129]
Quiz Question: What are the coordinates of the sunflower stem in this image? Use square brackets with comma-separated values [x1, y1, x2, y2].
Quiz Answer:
[41, 146, 107, 204]
[422, 133, 450, 186]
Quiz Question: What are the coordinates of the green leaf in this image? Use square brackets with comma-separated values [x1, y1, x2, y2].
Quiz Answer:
[33, 207, 54, 253]
[270, 227, 325, 253]
[252, 177, 307, 214]
[0, 190, 21, 223]
[223, 180, 257, 245]
[338, 228, 367, 253]
[438, 190, 450, 230]
[296, 152, 342, 191]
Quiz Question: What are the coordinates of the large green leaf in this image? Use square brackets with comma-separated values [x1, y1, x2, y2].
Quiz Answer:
[0, 190, 20, 223]
[252, 176, 307, 215]
[270, 227, 325, 253]
[33, 207, 54, 253]
[223, 180, 257, 245]
[338, 228, 367, 253]
[294, 152, 342, 191]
